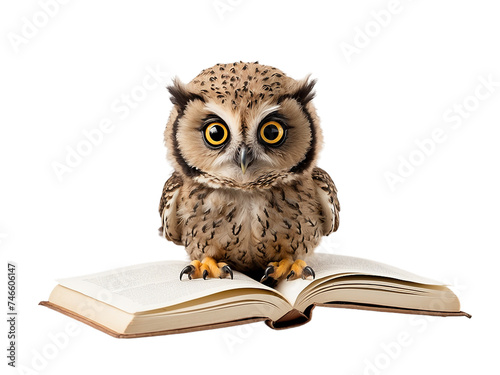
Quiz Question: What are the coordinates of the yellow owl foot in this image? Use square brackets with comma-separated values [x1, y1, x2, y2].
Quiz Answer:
[179, 257, 233, 280]
[260, 259, 315, 283]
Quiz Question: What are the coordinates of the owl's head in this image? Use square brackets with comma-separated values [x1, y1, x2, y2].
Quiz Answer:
[164, 62, 323, 189]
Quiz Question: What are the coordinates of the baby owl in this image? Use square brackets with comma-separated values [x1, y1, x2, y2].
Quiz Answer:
[159, 62, 340, 284]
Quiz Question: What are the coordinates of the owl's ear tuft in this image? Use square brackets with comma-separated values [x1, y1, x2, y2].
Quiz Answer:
[167, 77, 204, 110]
[290, 76, 317, 106]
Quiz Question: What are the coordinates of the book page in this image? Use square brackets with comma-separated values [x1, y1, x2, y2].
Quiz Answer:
[274, 253, 445, 306]
[56, 261, 286, 314]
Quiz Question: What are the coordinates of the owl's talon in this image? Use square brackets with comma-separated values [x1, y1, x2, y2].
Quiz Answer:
[260, 265, 275, 283]
[262, 259, 315, 282]
[180, 265, 195, 281]
[302, 266, 315, 280]
[221, 265, 234, 280]
[180, 258, 233, 280]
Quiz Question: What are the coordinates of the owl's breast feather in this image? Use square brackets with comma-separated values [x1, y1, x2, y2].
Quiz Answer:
[179, 182, 323, 272]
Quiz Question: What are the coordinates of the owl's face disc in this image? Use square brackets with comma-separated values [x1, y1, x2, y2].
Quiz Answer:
[165, 62, 322, 188]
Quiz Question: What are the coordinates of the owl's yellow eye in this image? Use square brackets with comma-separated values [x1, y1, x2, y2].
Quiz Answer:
[203, 122, 229, 147]
[259, 121, 285, 145]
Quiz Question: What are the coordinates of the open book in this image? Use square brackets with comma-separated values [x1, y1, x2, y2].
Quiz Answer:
[40, 253, 470, 338]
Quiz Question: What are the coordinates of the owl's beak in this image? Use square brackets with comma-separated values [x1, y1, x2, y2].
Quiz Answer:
[240, 145, 251, 174]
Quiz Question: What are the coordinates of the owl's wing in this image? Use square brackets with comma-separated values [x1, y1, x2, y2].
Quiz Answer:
[159, 172, 184, 245]
[312, 167, 340, 235]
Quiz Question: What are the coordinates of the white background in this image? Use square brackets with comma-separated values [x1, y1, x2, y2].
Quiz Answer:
[1, 0, 499, 374]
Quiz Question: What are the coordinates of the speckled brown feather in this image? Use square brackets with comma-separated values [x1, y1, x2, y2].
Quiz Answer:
[159, 172, 183, 245]
[312, 167, 341, 234]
